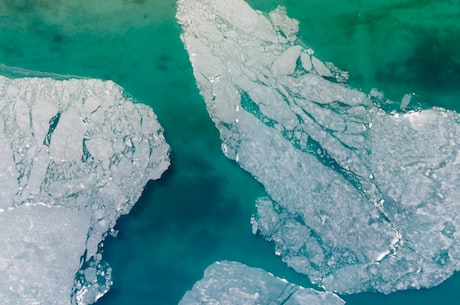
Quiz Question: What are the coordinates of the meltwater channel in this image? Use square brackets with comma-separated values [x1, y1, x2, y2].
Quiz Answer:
[0, 0, 459, 304]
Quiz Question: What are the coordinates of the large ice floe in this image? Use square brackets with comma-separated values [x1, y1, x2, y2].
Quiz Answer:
[179, 261, 345, 305]
[0, 74, 170, 304]
[177, 0, 460, 295]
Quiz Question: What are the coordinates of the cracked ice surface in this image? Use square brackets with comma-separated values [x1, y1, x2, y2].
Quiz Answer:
[177, 0, 460, 294]
[179, 261, 345, 305]
[0, 75, 170, 304]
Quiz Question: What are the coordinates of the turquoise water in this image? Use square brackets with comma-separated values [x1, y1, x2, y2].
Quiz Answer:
[0, 0, 459, 304]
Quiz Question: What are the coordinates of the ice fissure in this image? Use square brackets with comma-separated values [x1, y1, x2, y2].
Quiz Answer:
[177, 0, 460, 294]
[0, 75, 170, 304]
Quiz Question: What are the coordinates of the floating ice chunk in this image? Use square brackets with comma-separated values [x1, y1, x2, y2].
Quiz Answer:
[271, 45, 302, 75]
[369, 88, 384, 100]
[311, 56, 334, 77]
[179, 261, 345, 305]
[301, 51, 313, 72]
[0, 74, 170, 304]
[177, 0, 460, 294]
[400, 93, 413, 110]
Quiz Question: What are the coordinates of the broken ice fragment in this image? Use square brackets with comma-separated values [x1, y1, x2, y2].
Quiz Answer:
[177, 0, 460, 294]
[0, 74, 170, 304]
[179, 261, 345, 305]
[400, 93, 413, 110]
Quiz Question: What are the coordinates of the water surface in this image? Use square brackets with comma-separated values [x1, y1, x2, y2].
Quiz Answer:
[0, 0, 458, 304]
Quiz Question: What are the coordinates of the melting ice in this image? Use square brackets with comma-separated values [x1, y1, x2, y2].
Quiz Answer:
[177, 0, 460, 294]
[0, 74, 170, 304]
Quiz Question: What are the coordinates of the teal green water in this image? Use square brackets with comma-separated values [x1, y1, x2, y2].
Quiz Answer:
[0, 0, 459, 304]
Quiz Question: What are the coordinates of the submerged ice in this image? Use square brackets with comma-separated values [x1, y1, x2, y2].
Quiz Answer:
[177, 0, 460, 294]
[179, 261, 345, 305]
[0, 75, 170, 304]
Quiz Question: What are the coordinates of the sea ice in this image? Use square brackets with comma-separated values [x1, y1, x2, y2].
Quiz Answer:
[179, 261, 345, 305]
[177, 0, 460, 294]
[0, 74, 170, 304]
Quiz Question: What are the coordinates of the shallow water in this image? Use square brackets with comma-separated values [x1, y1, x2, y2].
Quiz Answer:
[0, 0, 458, 304]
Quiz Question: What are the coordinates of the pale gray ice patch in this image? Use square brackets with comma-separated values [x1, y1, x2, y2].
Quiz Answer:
[0, 75, 170, 304]
[177, 0, 460, 294]
[179, 261, 345, 305]
[0, 205, 90, 305]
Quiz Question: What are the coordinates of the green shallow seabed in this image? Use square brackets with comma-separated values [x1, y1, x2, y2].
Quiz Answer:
[0, 0, 459, 304]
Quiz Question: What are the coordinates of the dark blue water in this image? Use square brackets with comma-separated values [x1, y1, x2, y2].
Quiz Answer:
[0, 0, 458, 304]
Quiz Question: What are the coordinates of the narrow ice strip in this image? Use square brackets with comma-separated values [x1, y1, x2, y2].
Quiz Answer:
[0, 75, 170, 304]
[179, 261, 345, 305]
[177, 0, 460, 294]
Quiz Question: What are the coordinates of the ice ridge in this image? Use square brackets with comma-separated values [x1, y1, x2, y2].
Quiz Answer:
[177, 0, 460, 294]
[0, 75, 170, 304]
